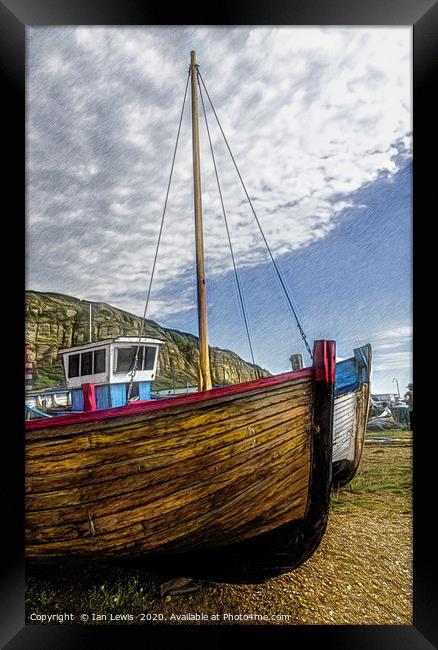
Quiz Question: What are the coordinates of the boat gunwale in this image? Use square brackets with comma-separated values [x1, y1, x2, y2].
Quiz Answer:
[26, 367, 313, 431]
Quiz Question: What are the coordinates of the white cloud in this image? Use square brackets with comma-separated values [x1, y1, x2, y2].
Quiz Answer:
[364, 323, 412, 393]
[375, 325, 412, 340]
[371, 324, 412, 372]
[27, 26, 411, 319]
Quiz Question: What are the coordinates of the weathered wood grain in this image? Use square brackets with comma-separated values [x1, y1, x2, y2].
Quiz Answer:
[26, 376, 313, 560]
[25, 375, 312, 439]
[27, 465, 310, 556]
[27, 446, 310, 547]
[25, 387, 305, 457]
[26, 419, 309, 514]
[26, 399, 310, 493]
[26, 426, 309, 529]
[26, 383, 311, 461]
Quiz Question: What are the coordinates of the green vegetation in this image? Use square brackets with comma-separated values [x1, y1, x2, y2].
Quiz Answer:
[26, 568, 160, 623]
[33, 363, 66, 389]
[26, 290, 269, 390]
[330, 429, 412, 514]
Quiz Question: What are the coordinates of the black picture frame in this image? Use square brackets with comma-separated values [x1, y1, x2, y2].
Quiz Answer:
[1, 0, 436, 647]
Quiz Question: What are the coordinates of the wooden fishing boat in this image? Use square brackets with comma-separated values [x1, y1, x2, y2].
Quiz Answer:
[333, 344, 372, 488]
[25, 51, 337, 583]
[26, 341, 335, 582]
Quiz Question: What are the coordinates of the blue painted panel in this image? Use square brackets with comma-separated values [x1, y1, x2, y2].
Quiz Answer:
[335, 344, 371, 396]
[95, 385, 110, 409]
[336, 358, 359, 396]
[110, 383, 127, 407]
[138, 381, 151, 400]
[71, 388, 84, 411]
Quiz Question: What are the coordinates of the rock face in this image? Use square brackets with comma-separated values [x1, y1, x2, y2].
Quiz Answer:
[25, 291, 270, 389]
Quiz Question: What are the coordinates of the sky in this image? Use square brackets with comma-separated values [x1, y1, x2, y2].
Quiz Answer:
[26, 27, 412, 394]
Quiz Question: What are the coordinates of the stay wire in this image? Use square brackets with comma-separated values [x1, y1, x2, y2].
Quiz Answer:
[198, 71, 313, 361]
[198, 77, 257, 376]
[127, 72, 190, 400]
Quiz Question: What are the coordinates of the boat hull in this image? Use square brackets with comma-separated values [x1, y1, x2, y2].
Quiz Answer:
[26, 340, 336, 583]
[332, 344, 372, 488]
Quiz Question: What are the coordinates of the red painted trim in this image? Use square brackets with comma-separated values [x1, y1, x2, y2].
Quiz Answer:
[25, 367, 313, 431]
[313, 340, 336, 384]
[82, 382, 96, 412]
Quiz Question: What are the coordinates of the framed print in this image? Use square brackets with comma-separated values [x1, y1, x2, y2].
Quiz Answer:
[1, 0, 436, 647]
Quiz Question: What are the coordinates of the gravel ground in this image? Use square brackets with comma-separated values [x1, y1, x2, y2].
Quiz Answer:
[143, 434, 413, 625]
[26, 431, 412, 626]
[157, 510, 412, 625]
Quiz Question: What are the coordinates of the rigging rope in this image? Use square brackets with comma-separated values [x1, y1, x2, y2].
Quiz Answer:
[198, 77, 257, 377]
[127, 72, 190, 400]
[198, 71, 313, 360]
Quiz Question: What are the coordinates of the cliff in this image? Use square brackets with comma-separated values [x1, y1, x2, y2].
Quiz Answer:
[25, 291, 270, 389]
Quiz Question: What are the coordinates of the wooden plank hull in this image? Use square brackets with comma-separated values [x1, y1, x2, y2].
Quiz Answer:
[25, 340, 336, 583]
[333, 344, 372, 488]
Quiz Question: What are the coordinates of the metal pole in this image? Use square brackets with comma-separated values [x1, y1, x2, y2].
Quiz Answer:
[392, 377, 400, 398]
[190, 50, 212, 392]
[170, 357, 176, 394]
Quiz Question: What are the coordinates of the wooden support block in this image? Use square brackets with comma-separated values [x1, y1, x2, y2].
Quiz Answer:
[160, 577, 202, 597]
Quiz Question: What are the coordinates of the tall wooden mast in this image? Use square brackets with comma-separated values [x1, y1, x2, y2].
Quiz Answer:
[190, 50, 212, 391]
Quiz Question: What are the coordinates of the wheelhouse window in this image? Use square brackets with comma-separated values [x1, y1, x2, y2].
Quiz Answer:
[68, 354, 80, 378]
[115, 346, 157, 374]
[94, 348, 106, 373]
[115, 347, 136, 373]
[67, 348, 106, 378]
[144, 346, 156, 370]
[81, 351, 93, 376]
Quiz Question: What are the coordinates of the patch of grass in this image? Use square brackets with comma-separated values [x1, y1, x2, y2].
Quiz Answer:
[33, 363, 66, 388]
[330, 429, 412, 515]
[366, 427, 412, 440]
[25, 584, 59, 613]
[26, 565, 160, 624]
